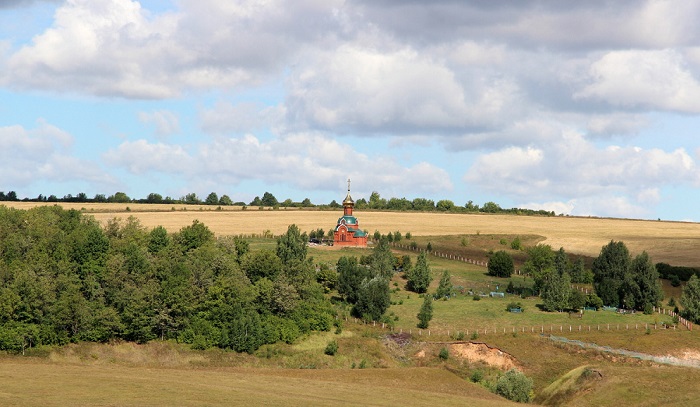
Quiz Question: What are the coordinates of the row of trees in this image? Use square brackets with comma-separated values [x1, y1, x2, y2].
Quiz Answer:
[488, 241, 663, 313]
[0, 206, 334, 353]
[2, 190, 555, 216]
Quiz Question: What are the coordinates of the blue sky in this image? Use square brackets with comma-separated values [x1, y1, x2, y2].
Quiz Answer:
[1, 0, 700, 221]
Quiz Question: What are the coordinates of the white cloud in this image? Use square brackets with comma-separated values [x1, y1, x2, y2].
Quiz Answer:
[138, 110, 180, 138]
[286, 45, 522, 135]
[103, 133, 453, 196]
[575, 49, 700, 113]
[103, 139, 193, 174]
[199, 101, 283, 135]
[463, 129, 700, 217]
[0, 120, 115, 189]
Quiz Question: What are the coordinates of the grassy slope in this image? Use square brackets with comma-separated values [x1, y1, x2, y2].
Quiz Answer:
[0, 358, 515, 407]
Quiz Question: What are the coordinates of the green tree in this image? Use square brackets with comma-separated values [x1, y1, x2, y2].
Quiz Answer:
[524, 244, 554, 292]
[205, 192, 219, 205]
[176, 220, 214, 252]
[481, 201, 501, 213]
[495, 369, 533, 403]
[218, 195, 233, 206]
[417, 295, 433, 329]
[337, 256, 370, 304]
[371, 238, 395, 279]
[353, 276, 390, 321]
[488, 251, 514, 278]
[436, 199, 455, 212]
[109, 192, 131, 203]
[241, 250, 283, 283]
[261, 192, 278, 207]
[407, 252, 431, 293]
[436, 270, 453, 299]
[681, 275, 700, 323]
[276, 224, 307, 265]
[541, 269, 571, 312]
[631, 252, 663, 311]
[148, 226, 170, 254]
[146, 193, 163, 203]
[592, 241, 630, 307]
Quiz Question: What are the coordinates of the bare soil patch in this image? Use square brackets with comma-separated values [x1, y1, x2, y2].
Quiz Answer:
[448, 342, 520, 370]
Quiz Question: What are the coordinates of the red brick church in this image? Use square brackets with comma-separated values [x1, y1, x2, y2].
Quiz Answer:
[333, 179, 367, 247]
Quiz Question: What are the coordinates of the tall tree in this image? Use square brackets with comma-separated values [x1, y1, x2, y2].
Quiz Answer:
[337, 256, 369, 304]
[407, 252, 431, 293]
[630, 252, 663, 311]
[371, 238, 395, 279]
[276, 224, 307, 265]
[541, 269, 571, 312]
[435, 270, 453, 299]
[681, 275, 700, 323]
[592, 241, 630, 307]
[205, 192, 219, 205]
[416, 295, 433, 329]
[261, 192, 278, 207]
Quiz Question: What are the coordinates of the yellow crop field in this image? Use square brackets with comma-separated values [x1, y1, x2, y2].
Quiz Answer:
[5, 202, 700, 265]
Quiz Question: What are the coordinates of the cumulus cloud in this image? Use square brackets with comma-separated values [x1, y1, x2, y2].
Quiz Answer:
[464, 130, 700, 217]
[0, 120, 115, 189]
[285, 45, 522, 136]
[103, 133, 453, 196]
[2, 0, 344, 98]
[575, 49, 700, 113]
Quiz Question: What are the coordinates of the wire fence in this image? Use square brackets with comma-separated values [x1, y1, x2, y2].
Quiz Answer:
[342, 315, 692, 339]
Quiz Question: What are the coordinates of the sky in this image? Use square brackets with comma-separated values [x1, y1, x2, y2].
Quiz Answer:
[1, 0, 700, 221]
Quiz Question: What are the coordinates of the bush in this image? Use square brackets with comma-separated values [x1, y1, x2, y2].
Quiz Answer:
[495, 369, 533, 403]
[439, 347, 449, 360]
[324, 340, 338, 356]
[488, 250, 514, 278]
[470, 369, 484, 383]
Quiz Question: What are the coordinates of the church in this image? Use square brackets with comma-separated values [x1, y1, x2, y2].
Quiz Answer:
[333, 180, 367, 247]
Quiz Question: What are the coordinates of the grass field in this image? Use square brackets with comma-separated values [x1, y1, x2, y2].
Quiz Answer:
[0, 357, 516, 407]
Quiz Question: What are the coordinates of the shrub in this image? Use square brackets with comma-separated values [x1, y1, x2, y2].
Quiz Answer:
[324, 340, 338, 356]
[470, 370, 484, 383]
[473, 295, 481, 301]
[495, 369, 533, 403]
[488, 250, 514, 278]
[439, 347, 449, 360]
[511, 237, 522, 250]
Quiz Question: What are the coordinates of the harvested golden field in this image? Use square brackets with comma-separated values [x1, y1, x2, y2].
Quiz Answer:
[5, 202, 700, 265]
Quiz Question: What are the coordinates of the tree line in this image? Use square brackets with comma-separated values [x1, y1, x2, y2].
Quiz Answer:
[1, 190, 556, 216]
[487, 241, 664, 315]
[0, 206, 334, 353]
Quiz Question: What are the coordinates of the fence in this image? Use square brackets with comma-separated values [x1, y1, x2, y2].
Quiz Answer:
[390, 242, 498, 269]
[341, 315, 693, 338]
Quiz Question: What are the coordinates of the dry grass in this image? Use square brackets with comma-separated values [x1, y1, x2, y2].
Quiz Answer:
[6, 202, 700, 265]
[0, 357, 515, 407]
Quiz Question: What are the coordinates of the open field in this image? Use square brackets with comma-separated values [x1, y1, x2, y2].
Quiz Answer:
[5, 202, 700, 265]
[0, 356, 514, 407]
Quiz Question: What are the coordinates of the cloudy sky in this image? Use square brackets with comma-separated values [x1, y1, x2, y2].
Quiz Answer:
[2, 0, 700, 221]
